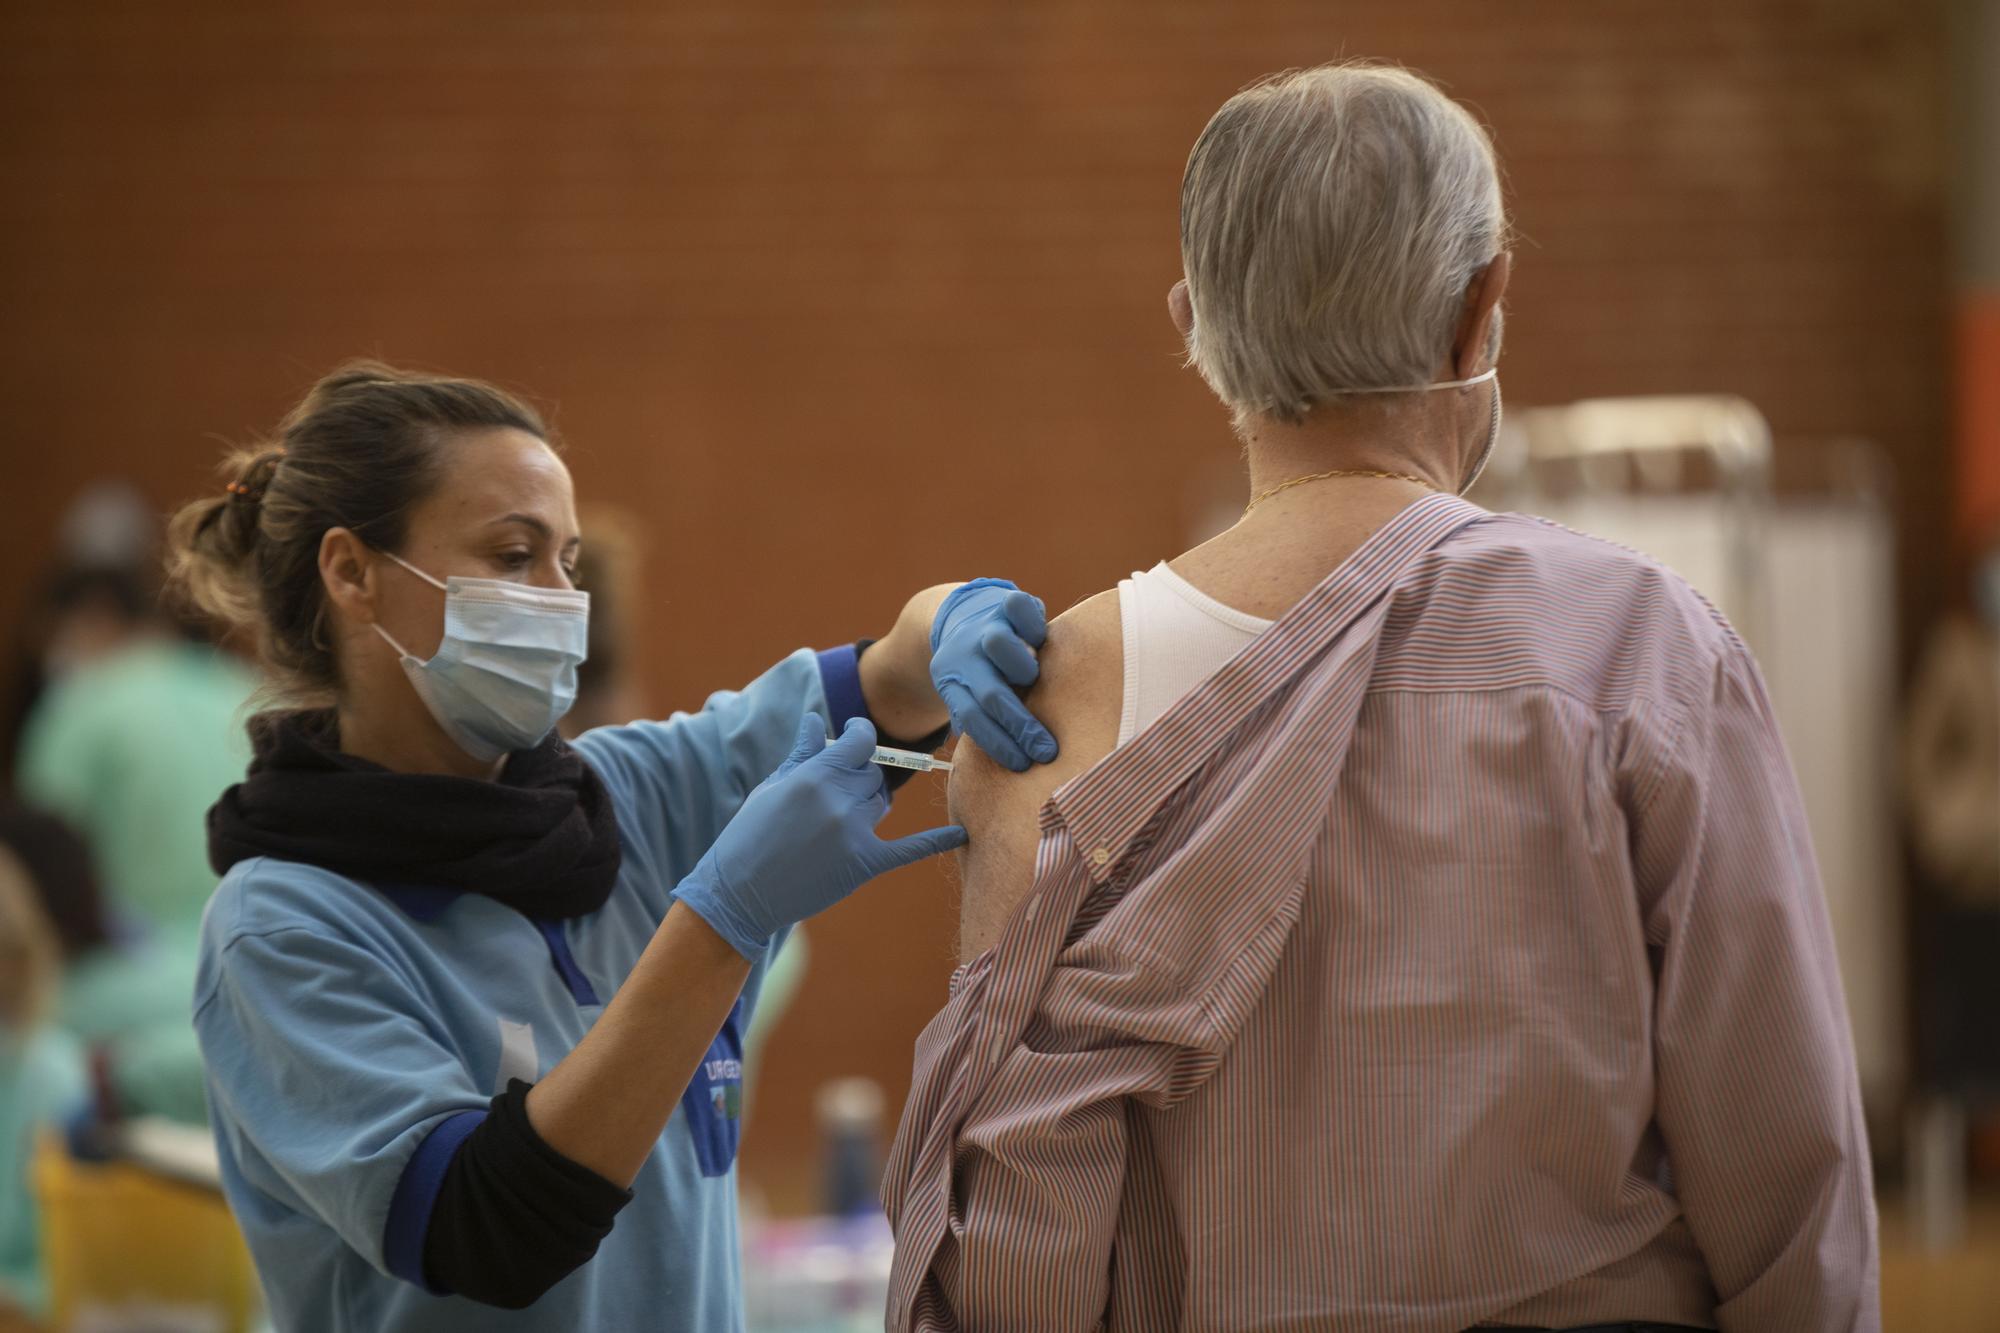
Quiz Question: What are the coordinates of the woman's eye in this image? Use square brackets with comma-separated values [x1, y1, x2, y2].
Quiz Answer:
[562, 565, 581, 587]
[497, 550, 532, 570]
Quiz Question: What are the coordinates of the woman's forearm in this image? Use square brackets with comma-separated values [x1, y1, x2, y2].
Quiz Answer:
[524, 903, 751, 1186]
[859, 582, 959, 740]
[525, 603, 966, 1187]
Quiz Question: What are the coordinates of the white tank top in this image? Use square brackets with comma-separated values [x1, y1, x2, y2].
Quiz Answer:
[1116, 562, 1274, 747]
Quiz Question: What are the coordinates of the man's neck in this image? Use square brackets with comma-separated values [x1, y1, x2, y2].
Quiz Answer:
[1168, 395, 1473, 623]
[1237, 395, 1464, 501]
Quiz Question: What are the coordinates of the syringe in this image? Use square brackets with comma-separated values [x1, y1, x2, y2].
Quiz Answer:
[861, 744, 953, 774]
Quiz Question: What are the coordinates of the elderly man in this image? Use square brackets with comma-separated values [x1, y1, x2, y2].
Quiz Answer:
[883, 62, 1878, 1333]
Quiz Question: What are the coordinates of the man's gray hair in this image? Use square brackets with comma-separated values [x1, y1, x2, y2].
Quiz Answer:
[1180, 62, 1508, 424]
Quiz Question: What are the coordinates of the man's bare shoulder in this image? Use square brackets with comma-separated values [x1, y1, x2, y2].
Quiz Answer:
[951, 587, 1124, 820]
[948, 589, 1124, 961]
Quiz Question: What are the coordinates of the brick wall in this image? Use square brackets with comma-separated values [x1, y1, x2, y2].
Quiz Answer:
[0, 0, 1948, 1210]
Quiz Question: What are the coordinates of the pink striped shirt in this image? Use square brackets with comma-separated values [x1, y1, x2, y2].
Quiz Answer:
[883, 494, 1878, 1332]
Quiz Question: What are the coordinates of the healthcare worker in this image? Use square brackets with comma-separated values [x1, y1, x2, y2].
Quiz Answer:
[167, 363, 1057, 1332]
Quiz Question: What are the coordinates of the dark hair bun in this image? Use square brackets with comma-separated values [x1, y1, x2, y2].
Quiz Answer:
[163, 362, 548, 703]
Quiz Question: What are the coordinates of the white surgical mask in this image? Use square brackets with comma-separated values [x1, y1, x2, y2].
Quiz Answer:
[372, 551, 589, 762]
[1335, 366, 1502, 494]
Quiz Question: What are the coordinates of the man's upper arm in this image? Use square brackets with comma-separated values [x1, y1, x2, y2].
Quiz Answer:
[948, 590, 1124, 962]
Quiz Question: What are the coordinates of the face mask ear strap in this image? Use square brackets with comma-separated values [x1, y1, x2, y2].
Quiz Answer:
[1336, 366, 1498, 396]
[1458, 375, 1503, 495]
[380, 548, 449, 593]
[1436, 366, 1498, 392]
[372, 622, 417, 661]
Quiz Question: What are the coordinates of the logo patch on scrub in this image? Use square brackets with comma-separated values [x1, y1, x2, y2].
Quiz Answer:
[681, 1001, 746, 1176]
[705, 1056, 744, 1120]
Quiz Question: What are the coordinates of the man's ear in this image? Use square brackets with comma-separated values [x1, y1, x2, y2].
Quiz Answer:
[1452, 252, 1512, 380]
[1168, 279, 1195, 340]
[318, 527, 379, 631]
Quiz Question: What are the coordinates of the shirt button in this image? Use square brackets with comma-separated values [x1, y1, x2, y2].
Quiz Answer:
[1090, 847, 1112, 868]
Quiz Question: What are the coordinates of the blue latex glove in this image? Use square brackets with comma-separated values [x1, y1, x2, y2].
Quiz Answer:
[929, 578, 1058, 771]
[673, 714, 967, 961]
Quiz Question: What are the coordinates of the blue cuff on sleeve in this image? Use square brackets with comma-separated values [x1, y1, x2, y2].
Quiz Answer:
[384, 1109, 488, 1292]
[815, 643, 870, 733]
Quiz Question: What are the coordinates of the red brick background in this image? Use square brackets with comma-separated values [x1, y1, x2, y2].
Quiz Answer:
[0, 0, 1950, 1209]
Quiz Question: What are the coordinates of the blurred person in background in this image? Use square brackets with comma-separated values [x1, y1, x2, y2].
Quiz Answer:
[170, 363, 1058, 1331]
[0, 484, 156, 793]
[887, 62, 1877, 1332]
[0, 845, 86, 1326]
[1904, 531, 2000, 909]
[10, 483, 258, 945]
[1, 563, 152, 795]
[1901, 530, 2000, 1182]
[0, 486, 255, 1144]
[0, 803, 207, 1126]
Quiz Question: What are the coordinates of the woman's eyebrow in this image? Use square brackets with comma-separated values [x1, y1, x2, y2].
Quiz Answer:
[490, 512, 552, 537]
[489, 513, 581, 550]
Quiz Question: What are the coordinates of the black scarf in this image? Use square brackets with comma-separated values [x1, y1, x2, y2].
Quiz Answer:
[209, 709, 622, 919]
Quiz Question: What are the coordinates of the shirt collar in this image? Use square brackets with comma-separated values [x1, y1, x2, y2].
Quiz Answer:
[1048, 492, 1488, 881]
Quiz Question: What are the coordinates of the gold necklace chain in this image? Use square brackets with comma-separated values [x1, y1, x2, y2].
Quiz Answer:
[1246, 467, 1435, 511]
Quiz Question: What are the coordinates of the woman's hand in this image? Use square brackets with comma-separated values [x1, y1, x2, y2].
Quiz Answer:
[929, 578, 1058, 771]
[671, 714, 967, 961]
[857, 580, 1060, 770]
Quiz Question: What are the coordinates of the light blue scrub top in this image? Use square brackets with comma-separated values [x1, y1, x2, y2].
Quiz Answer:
[193, 649, 853, 1333]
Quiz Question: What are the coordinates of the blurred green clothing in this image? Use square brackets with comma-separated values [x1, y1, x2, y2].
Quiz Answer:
[17, 640, 256, 936]
[58, 927, 208, 1126]
[0, 1027, 85, 1318]
[53, 933, 196, 1042]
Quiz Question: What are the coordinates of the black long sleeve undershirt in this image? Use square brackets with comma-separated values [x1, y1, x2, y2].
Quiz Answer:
[420, 1079, 631, 1308]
